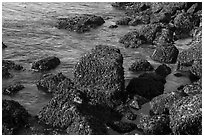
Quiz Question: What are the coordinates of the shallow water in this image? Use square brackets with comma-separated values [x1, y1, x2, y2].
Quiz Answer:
[2, 2, 193, 135]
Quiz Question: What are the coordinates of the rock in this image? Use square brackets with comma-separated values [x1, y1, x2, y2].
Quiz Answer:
[109, 24, 118, 29]
[119, 30, 145, 48]
[2, 100, 30, 135]
[56, 14, 105, 33]
[138, 114, 171, 135]
[124, 111, 137, 121]
[151, 44, 179, 64]
[111, 2, 134, 10]
[129, 59, 153, 72]
[169, 94, 202, 135]
[155, 64, 171, 77]
[128, 95, 149, 110]
[2, 42, 7, 49]
[2, 66, 12, 79]
[31, 56, 60, 71]
[107, 121, 137, 134]
[38, 88, 107, 135]
[126, 73, 165, 100]
[173, 72, 183, 77]
[182, 79, 202, 95]
[149, 91, 188, 115]
[3, 84, 25, 95]
[150, 12, 171, 24]
[153, 28, 174, 46]
[190, 59, 202, 78]
[74, 45, 125, 107]
[36, 72, 73, 94]
[116, 17, 132, 25]
[128, 14, 150, 26]
[115, 104, 137, 121]
[3, 60, 23, 71]
[187, 3, 201, 14]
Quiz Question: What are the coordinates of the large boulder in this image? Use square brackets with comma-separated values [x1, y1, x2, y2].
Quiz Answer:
[2, 100, 30, 135]
[138, 114, 171, 135]
[149, 91, 188, 115]
[129, 59, 153, 72]
[36, 72, 73, 94]
[31, 56, 60, 71]
[56, 14, 105, 33]
[74, 45, 125, 107]
[126, 73, 165, 100]
[3, 84, 25, 95]
[119, 31, 145, 48]
[169, 94, 202, 135]
[155, 64, 171, 77]
[151, 44, 179, 64]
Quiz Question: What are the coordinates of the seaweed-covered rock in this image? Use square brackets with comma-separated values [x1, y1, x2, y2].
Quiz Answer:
[107, 121, 137, 134]
[119, 31, 145, 48]
[74, 45, 125, 107]
[128, 95, 149, 110]
[138, 114, 171, 135]
[153, 28, 174, 46]
[32, 56, 60, 71]
[3, 84, 25, 95]
[151, 44, 179, 63]
[2, 66, 12, 79]
[129, 59, 153, 72]
[36, 72, 73, 94]
[169, 94, 202, 135]
[182, 79, 202, 95]
[116, 17, 132, 25]
[2, 100, 30, 135]
[57, 14, 105, 33]
[2, 42, 7, 49]
[126, 73, 165, 100]
[155, 64, 171, 77]
[149, 91, 188, 115]
[3, 60, 23, 71]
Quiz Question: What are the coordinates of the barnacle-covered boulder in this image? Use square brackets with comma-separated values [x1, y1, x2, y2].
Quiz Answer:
[169, 94, 202, 135]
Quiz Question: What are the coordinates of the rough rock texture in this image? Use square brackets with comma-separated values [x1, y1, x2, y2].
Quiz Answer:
[3, 60, 24, 71]
[129, 59, 153, 72]
[128, 14, 150, 26]
[115, 104, 137, 121]
[57, 14, 105, 33]
[3, 84, 25, 95]
[32, 56, 60, 71]
[150, 12, 171, 24]
[116, 17, 132, 25]
[190, 59, 202, 78]
[149, 91, 188, 115]
[2, 66, 12, 79]
[2, 42, 7, 49]
[155, 64, 171, 77]
[119, 31, 145, 48]
[151, 44, 179, 63]
[182, 79, 202, 95]
[138, 114, 171, 135]
[126, 73, 165, 100]
[128, 95, 149, 110]
[74, 45, 125, 107]
[153, 28, 174, 46]
[2, 100, 30, 135]
[107, 121, 137, 134]
[169, 94, 202, 135]
[36, 72, 73, 94]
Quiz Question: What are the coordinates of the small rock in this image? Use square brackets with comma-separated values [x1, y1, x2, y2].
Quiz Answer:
[129, 59, 154, 72]
[2, 66, 12, 79]
[32, 56, 60, 71]
[3, 60, 23, 71]
[116, 17, 132, 25]
[128, 95, 149, 110]
[109, 24, 118, 29]
[3, 84, 25, 95]
[2, 42, 7, 49]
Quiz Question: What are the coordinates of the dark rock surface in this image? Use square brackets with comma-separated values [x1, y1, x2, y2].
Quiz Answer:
[109, 24, 118, 29]
[138, 114, 171, 135]
[151, 44, 179, 63]
[32, 56, 60, 71]
[169, 94, 202, 135]
[74, 45, 125, 107]
[155, 64, 171, 77]
[2, 66, 12, 79]
[56, 14, 105, 33]
[116, 17, 132, 25]
[3, 60, 24, 71]
[107, 121, 137, 134]
[149, 91, 188, 115]
[126, 73, 165, 100]
[129, 59, 153, 72]
[2, 42, 7, 49]
[2, 100, 30, 135]
[3, 84, 25, 95]
[128, 95, 149, 110]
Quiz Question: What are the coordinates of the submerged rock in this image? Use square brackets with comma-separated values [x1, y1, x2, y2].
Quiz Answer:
[74, 45, 125, 107]
[57, 14, 105, 33]
[151, 44, 179, 63]
[155, 64, 171, 77]
[32, 56, 60, 71]
[107, 121, 137, 134]
[2, 100, 30, 135]
[3, 84, 25, 95]
[138, 114, 171, 135]
[149, 91, 188, 115]
[169, 94, 202, 135]
[129, 59, 153, 72]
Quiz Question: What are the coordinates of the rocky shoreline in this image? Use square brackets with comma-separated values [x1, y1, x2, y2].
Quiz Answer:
[2, 2, 202, 135]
